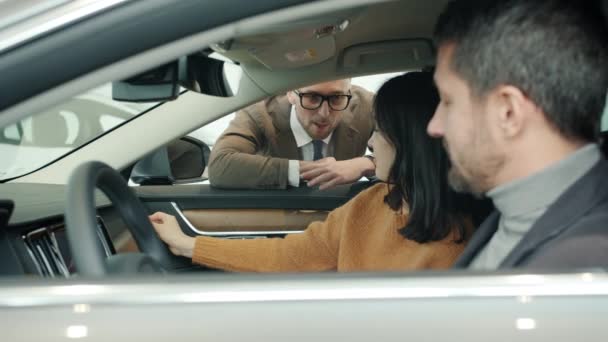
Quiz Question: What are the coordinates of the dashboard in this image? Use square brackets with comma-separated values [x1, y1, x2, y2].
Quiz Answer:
[0, 183, 122, 277]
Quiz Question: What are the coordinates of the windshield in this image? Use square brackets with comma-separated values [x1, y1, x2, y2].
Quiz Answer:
[0, 83, 156, 180]
[0, 0, 69, 31]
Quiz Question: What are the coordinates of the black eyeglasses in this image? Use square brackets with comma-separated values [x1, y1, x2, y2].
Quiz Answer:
[293, 90, 352, 111]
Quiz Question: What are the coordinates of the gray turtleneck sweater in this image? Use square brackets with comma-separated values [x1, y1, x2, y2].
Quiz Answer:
[469, 144, 602, 270]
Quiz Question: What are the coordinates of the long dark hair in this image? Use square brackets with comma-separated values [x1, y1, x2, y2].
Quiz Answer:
[375, 71, 468, 243]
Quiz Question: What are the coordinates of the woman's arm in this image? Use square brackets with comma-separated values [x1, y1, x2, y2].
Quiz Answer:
[150, 201, 354, 272]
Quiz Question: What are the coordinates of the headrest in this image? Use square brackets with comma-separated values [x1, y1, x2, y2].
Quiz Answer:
[31, 112, 69, 147]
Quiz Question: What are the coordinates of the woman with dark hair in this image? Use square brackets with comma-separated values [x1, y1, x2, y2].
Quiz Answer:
[150, 71, 472, 272]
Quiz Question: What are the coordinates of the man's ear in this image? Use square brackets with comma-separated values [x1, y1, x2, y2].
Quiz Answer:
[492, 85, 532, 139]
[286, 90, 298, 106]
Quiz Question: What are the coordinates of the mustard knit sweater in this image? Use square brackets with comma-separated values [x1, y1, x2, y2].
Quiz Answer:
[192, 183, 467, 272]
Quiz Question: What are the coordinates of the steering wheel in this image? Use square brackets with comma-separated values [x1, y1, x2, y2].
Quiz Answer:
[65, 161, 169, 276]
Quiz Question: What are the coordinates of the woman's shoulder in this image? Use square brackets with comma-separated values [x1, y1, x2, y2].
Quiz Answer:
[335, 182, 403, 228]
[345, 182, 391, 209]
[353, 182, 389, 198]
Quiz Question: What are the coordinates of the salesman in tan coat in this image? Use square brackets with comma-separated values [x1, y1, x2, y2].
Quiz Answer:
[208, 79, 375, 190]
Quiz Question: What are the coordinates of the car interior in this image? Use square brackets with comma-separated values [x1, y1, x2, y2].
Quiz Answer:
[0, 0, 605, 278]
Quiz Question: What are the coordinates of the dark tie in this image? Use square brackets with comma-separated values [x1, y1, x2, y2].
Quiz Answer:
[312, 140, 324, 161]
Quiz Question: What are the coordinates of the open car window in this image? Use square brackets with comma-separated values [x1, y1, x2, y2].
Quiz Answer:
[188, 72, 400, 158]
[191, 86, 608, 152]
[187, 72, 403, 156]
[168, 72, 403, 185]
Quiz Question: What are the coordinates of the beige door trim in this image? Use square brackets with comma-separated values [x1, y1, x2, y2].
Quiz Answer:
[171, 203, 329, 236]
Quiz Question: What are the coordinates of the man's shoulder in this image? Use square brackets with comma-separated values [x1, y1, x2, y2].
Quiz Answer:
[339, 85, 374, 132]
[524, 158, 608, 268]
[349, 84, 374, 108]
[527, 207, 608, 268]
[541, 157, 608, 236]
[241, 95, 289, 119]
[565, 176, 608, 234]
[234, 95, 291, 131]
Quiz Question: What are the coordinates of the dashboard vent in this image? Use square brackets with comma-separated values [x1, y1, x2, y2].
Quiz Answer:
[23, 225, 70, 277]
[22, 217, 113, 277]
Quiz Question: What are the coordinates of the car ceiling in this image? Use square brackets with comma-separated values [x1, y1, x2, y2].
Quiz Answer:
[219, 0, 448, 74]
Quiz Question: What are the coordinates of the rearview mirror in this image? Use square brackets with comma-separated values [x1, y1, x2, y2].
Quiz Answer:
[112, 61, 181, 103]
[112, 53, 242, 103]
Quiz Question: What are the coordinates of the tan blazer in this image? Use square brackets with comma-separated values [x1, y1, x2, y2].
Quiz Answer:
[208, 85, 375, 189]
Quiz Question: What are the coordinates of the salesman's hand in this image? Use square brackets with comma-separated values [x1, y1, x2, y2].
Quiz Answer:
[300, 157, 375, 190]
[149, 212, 195, 258]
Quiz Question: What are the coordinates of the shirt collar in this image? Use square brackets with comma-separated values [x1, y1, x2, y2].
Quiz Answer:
[289, 106, 332, 148]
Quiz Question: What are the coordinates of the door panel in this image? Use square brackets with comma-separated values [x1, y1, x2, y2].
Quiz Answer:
[182, 209, 329, 233]
[130, 181, 374, 272]
[137, 181, 372, 209]
[136, 181, 374, 237]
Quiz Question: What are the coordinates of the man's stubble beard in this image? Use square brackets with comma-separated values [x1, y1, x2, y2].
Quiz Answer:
[444, 133, 504, 198]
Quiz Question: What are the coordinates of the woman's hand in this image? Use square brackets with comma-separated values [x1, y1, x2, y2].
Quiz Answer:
[149, 212, 195, 258]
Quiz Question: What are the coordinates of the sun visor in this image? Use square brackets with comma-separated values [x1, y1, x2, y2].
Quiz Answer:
[248, 35, 336, 70]
[211, 9, 359, 71]
[339, 39, 435, 72]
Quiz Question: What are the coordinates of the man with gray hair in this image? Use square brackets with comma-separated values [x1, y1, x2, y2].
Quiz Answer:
[427, 0, 608, 269]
